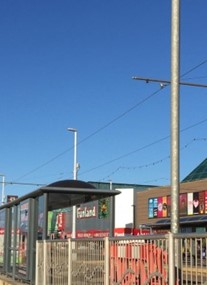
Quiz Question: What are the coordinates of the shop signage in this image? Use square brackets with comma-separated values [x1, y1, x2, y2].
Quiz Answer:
[77, 206, 96, 219]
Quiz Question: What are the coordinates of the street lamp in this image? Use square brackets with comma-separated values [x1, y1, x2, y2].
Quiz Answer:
[67, 128, 78, 180]
[67, 128, 79, 238]
[0, 174, 5, 205]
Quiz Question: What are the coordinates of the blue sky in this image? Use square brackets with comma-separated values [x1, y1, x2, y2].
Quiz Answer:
[1, 0, 207, 198]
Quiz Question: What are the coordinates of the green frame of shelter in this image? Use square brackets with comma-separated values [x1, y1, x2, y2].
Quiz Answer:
[0, 180, 120, 284]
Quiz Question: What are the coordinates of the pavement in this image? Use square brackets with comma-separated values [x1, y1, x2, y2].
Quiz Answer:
[0, 275, 29, 285]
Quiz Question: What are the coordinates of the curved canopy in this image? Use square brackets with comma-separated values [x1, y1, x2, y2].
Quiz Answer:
[0, 180, 120, 211]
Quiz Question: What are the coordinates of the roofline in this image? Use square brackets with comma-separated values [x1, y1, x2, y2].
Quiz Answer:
[88, 181, 158, 188]
[0, 185, 120, 209]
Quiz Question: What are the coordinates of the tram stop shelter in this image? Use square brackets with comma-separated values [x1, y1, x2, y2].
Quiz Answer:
[0, 180, 120, 284]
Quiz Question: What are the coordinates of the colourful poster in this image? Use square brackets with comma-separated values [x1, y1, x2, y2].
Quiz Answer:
[18, 201, 29, 269]
[149, 190, 207, 218]
[57, 213, 65, 231]
[167, 196, 171, 217]
[193, 192, 200, 214]
[48, 211, 58, 234]
[98, 198, 109, 219]
[162, 196, 167, 217]
[199, 191, 205, 214]
[179, 193, 187, 216]
[157, 197, 163, 218]
[153, 198, 158, 218]
[20, 202, 29, 231]
[205, 191, 207, 214]
[187, 193, 193, 215]
[148, 198, 154, 218]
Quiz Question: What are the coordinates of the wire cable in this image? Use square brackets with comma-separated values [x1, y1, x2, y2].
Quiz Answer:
[99, 138, 207, 181]
[79, 118, 207, 177]
[15, 88, 164, 181]
[14, 59, 207, 181]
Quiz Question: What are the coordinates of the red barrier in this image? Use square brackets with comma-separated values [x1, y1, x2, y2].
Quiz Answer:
[110, 242, 168, 285]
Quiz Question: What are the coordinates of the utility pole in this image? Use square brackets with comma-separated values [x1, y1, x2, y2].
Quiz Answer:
[171, 0, 180, 237]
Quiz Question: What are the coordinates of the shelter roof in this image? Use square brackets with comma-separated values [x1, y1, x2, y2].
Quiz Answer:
[0, 180, 120, 211]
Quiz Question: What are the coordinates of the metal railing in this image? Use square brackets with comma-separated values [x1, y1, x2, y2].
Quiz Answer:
[35, 233, 207, 285]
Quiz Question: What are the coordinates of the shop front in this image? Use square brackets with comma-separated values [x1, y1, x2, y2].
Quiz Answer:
[136, 179, 207, 233]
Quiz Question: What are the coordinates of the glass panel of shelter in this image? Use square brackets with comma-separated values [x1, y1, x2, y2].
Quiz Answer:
[7, 205, 17, 276]
[0, 209, 5, 271]
[5, 199, 34, 281]
[37, 195, 44, 240]
[16, 199, 29, 277]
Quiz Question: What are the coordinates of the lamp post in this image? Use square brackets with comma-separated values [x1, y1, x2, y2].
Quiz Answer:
[0, 174, 5, 205]
[109, 180, 115, 237]
[67, 128, 79, 238]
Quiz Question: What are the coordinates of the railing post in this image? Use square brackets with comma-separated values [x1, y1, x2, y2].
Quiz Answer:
[168, 232, 175, 285]
[68, 239, 72, 285]
[43, 240, 47, 285]
[104, 237, 109, 285]
[35, 241, 39, 285]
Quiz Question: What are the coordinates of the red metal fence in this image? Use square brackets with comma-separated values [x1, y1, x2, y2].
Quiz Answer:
[36, 233, 207, 285]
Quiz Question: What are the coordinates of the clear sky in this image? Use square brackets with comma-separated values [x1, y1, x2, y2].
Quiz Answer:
[1, 0, 207, 198]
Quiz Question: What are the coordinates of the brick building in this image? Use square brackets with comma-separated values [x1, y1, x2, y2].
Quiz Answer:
[136, 158, 207, 233]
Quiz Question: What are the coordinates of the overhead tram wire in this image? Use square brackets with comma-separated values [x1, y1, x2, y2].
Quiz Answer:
[180, 59, 207, 78]
[15, 87, 165, 182]
[79, 117, 207, 177]
[63, 59, 207, 146]
[14, 60, 207, 181]
[0, 181, 45, 187]
[72, 60, 207, 146]
[10, 136, 206, 185]
[99, 138, 207, 182]
[15, 148, 73, 181]
[79, 135, 170, 176]
[184, 76, 207, 81]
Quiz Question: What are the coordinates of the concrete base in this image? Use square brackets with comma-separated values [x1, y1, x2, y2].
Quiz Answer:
[0, 275, 29, 285]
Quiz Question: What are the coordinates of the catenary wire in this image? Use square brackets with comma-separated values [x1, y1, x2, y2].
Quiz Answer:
[78, 118, 207, 177]
[14, 60, 207, 181]
[99, 138, 207, 181]
[14, 87, 165, 181]
[6, 137, 207, 187]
